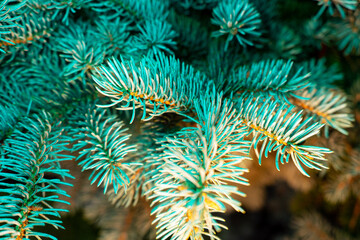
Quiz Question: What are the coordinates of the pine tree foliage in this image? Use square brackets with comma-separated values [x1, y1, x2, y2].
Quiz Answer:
[295, 58, 343, 89]
[54, 22, 106, 82]
[0, 71, 30, 114]
[292, 211, 354, 240]
[149, 128, 249, 240]
[167, 11, 209, 58]
[148, 91, 251, 239]
[0, 0, 24, 52]
[291, 88, 353, 136]
[47, 0, 92, 24]
[323, 151, 360, 203]
[301, 18, 330, 49]
[236, 97, 331, 177]
[70, 104, 138, 194]
[0, 104, 19, 139]
[314, 0, 358, 19]
[93, 53, 206, 123]
[24, 0, 92, 24]
[132, 20, 177, 56]
[267, 24, 303, 59]
[211, 0, 262, 50]
[90, 0, 169, 22]
[1, 11, 53, 57]
[223, 59, 310, 100]
[0, 112, 73, 240]
[331, 8, 360, 55]
[0, 0, 357, 239]
[92, 17, 131, 56]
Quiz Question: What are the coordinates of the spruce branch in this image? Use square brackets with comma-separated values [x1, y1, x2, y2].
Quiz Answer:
[144, 88, 252, 239]
[107, 117, 173, 208]
[292, 211, 354, 240]
[149, 127, 249, 240]
[223, 59, 310, 101]
[267, 24, 302, 59]
[0, 1, 357, 239]
[70, 104, 138, 194]
[0, 112, 73, 240]
[295, 58, 343, 89]
[47, 0, 92, 24]
[236, 97, 332, 177]
[331, 9, 360, 55]
[0, 69, 31, 112]
[54, 22, 105, 82]
[90, 0, 169, 22]
[0, 104, 19, 140]
[92, 16, 131, 56]
[0, 12, 53, 49]
[294, 58, 344, 89]
[291, 88, 353, 136]
[92, 54, 205, 123]
[132, 20, 177, 56]
[193, 85, 252, 159]
[0, 0, 25, 53]
[167, 10, 209, 58]
[301, 18, 331, 49]
[323, 151, 360, 203]
[314, 0, 357, 19]
[211, 0, 262, 50]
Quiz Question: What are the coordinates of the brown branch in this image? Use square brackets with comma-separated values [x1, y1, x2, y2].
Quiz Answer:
[117, 206, 136, 240]
[0, 30, 50, 48]
[349, 196, 360, 229]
